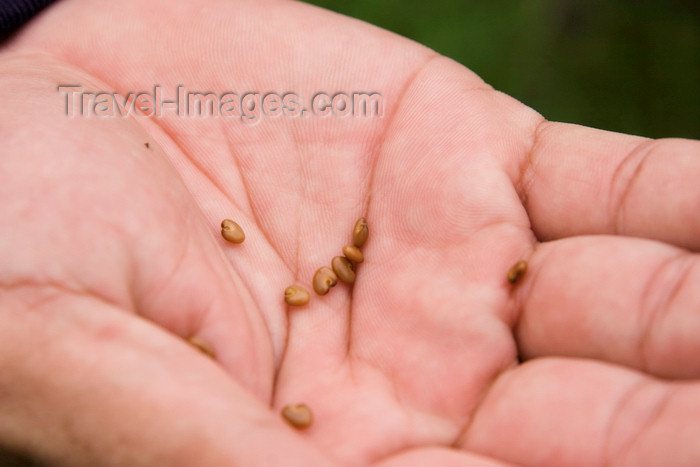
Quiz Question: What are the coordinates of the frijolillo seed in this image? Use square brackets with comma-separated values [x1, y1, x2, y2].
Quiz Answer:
[331, 256, 355, 284]
[342, 245, 364, 263]
[281, 404, 313, 429]
[352, 217, 369, 248]
[507, 260, 528, 284]
[221, 219, 245, 244]
[313, 267, 338, 295]
[187, 336, 216, 359]
[284, 285, 310, 306]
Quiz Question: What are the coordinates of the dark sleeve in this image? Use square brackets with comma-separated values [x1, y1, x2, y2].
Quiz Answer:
[1, 0, 58, 39]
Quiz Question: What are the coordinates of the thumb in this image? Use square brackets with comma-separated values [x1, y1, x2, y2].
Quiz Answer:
[0, 291, 334, 467]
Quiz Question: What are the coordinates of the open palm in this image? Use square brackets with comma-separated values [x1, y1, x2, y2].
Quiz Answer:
[1, 1, 700, 466]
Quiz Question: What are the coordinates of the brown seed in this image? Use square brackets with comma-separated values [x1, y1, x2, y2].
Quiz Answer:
[281, 404, 313, 429]
[352, 217, 369, 248]
[284, 285, 310, 306]
[507, 260, 528, 284]
[331, 256, 355, 284]
[221, 219, 245, 244]
[187, 336, 216, 359]
[342, 245, 364, 263]
[312, 267, 338, 295]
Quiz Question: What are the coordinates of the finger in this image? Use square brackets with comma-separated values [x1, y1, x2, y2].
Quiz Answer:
[459, 358, 700, 467]
[0, 290, 335, 467]
[514, 235, 700, 378]
[522, 122, 700, 250]
[373, 447, 517, 467]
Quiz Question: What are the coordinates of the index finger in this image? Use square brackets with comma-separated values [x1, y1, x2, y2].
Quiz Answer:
[521, 122, 700, 250]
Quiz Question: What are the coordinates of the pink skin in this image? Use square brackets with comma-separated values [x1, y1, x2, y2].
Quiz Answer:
[1, 0, 700, 465]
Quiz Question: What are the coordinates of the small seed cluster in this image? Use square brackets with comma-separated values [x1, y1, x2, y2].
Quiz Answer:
[312, 217, 367, 296]
[284, 217, 368, 306]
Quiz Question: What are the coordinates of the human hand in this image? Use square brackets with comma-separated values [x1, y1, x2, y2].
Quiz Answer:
[1, 0, 699, 465]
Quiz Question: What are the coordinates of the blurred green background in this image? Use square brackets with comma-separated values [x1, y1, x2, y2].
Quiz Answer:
[304, 0, 699, 139]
